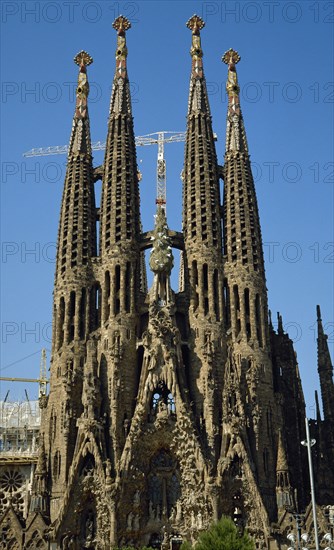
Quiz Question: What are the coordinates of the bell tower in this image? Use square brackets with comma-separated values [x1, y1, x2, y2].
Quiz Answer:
[220, 48, 279, 523]
[45, 50, 97, 520]
[182, 15, 225, 464]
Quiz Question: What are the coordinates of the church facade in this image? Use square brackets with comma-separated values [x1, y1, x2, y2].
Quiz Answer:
[1, 15, 333, 550]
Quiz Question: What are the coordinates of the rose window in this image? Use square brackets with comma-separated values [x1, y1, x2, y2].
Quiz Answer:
[0, 470, 24, 493]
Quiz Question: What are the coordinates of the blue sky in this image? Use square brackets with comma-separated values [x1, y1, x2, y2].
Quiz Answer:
[1, 0, 333, 416]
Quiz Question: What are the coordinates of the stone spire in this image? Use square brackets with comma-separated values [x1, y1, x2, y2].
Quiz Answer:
[222, 49, 248, 153]
[186, 15, 211, 114]
[29, 438, 48, 515]
[55, 51, 97, 284]
[276, 430, 293, 511]
[222, 49, 268, 348]
[100, 16, 141, 255]
[96, 17, 142, 471]
[221, 49, 277, 516]
[44, 52, 98, 510]
[183, 14, 224, 318]
[276, 430, 289, 472]
[317, 305, 334, 424]
[182, 15, 224, 464]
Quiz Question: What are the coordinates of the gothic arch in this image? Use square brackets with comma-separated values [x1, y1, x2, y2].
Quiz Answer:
[79, 452, 95, 477]
[147, 449, 181, 522]
[0, 507, 22, 549]
[25, 529, 45, 548]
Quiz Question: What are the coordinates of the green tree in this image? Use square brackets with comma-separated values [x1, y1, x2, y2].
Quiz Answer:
[180, 516, 255, 550]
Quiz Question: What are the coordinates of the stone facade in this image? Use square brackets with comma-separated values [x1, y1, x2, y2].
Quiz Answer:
[1, 15, 334, 550]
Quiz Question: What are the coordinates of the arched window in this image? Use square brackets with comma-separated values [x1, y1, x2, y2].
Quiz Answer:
[150, 382, 176, 416]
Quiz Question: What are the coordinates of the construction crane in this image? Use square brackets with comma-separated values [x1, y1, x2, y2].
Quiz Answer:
[23, 131, 186, 208]
[0, 349, 49, 399]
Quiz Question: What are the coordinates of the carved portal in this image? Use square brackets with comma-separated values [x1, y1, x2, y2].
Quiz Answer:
[148, 450, 181, 523]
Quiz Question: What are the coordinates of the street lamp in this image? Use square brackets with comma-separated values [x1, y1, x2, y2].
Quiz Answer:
[323, 532, 333, 550]
[301, 417, 320, 550]
[287, 529, 310, 550]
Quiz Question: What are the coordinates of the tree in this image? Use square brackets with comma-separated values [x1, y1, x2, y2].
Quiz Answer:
[180, 516, 255, 550]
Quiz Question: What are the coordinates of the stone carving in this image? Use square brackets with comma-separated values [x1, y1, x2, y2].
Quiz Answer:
[127, 512, 133, 531]
[197, 511, 203, 529]
[110, 330, 123, 360]
[149, 206, 174, 304]
[133, 514, 140, 530]
[133, 489, 140, 506]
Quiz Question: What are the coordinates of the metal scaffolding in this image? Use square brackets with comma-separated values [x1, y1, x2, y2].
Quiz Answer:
[0, 400, 41, 457]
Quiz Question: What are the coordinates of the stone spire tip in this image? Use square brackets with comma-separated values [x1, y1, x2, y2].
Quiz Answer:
[74, 50, 93, 68]
[113, 15, 131, 34]
[277, 312, 284, 335]
[186, 14, 205, 34]
[276, 429, 289, 472]
[222, 48, 241, 66]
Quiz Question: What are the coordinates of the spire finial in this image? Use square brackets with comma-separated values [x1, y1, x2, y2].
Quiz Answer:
[74, 50, 93, 68]
[223, 48, 241, 100]
[112, 15, 131, 76]
[73, 51, 93, 121]
[112, 14, 131, 35]
[186, 15, 205, 77]
[222, 48, 241, 66]
[186, 14, 205, 35]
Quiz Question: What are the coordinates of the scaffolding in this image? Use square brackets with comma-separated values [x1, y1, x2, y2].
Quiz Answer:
[0, 400, 41, 458]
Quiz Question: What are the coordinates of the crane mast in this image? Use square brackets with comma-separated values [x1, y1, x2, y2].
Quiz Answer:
[156, 132, 166, 208]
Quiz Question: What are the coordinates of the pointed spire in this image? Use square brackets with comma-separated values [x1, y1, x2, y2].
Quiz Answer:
[182, 14, 224, 321]
[222, 48, 268, 347]
[109, 15, 132, 115]
[222, 49, 248, 153]
[30, 438, 48, 514]
[100, 16, 141, 254]
[183, 14, 222, 249]
[316, 305, 334, 423]
[317, 304, 326, 338]
[186, 15, 211, 114]
[187, 14, 204, 76]
[276, 430, 294, 511]
[68, 51, 93, 156]
[55, 52, 96, 282]
[277, 312, 284, 335]
[276, 430, 289, 472]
